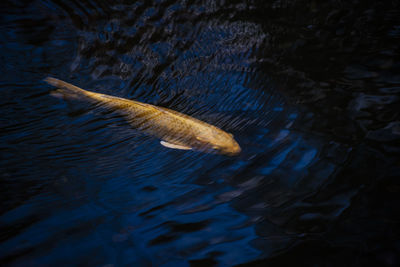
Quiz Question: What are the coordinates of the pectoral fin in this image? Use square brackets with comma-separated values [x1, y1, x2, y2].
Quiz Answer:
[160, 141, 192, 150]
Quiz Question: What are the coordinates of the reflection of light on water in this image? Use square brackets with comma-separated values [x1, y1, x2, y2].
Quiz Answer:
[294, 149, 317, 170]
[260, 140, 299, 175]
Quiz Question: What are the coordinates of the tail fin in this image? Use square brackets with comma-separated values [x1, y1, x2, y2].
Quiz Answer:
[44, 77, 92, 100]
[44, 77, 87, 93]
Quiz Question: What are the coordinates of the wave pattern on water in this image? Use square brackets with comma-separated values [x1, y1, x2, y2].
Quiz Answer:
[1, 0, 399, 266]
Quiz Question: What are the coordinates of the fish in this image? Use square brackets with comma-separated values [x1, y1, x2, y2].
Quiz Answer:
[44, 77, 241, 155]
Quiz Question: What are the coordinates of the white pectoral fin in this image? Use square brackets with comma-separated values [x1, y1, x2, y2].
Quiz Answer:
[160, 141, 192, 150]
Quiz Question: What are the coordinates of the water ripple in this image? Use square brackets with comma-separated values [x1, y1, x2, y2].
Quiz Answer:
[1, 0, 399, 266]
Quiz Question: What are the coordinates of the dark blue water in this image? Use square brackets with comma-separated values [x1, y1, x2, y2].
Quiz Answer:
[1, 0, 399, 266]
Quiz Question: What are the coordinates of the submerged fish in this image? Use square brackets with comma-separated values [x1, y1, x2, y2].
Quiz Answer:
[44, 77, 241, 155]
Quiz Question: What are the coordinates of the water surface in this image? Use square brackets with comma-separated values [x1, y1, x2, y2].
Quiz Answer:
[1, 0, 399, 266]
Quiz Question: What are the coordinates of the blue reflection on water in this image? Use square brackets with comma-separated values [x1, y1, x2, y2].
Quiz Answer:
[1, 0, 398, 266]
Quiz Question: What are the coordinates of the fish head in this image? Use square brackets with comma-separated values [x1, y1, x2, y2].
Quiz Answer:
[196, 130, 241, 156]
[215, 135, 241, 156]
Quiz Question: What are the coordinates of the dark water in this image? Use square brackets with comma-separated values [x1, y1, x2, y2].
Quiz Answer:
[1, 0, 399, 266]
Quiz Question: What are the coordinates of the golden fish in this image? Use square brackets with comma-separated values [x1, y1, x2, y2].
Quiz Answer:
[44, 77, 241, 155]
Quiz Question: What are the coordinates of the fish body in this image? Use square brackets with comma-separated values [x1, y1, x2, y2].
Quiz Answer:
[44, 77, 241, 155]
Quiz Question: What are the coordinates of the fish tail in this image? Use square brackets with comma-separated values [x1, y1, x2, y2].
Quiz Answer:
[44, 77, 92, 99]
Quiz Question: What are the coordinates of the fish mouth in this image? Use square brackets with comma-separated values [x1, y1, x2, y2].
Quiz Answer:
[230, 147, 242, 155]
[221, 144, 241, 156]
[200, 144, 240, 156]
